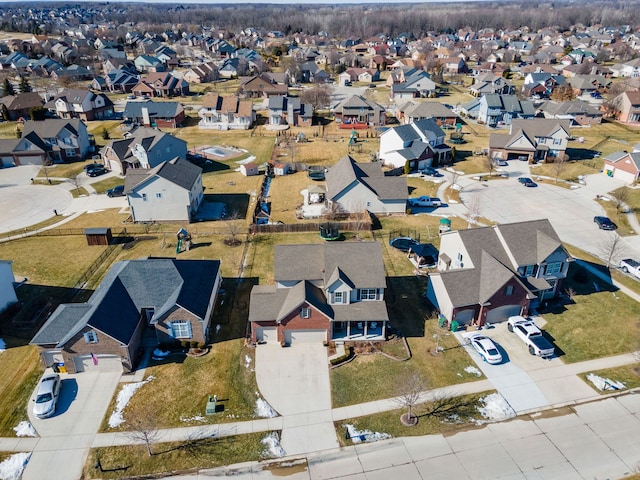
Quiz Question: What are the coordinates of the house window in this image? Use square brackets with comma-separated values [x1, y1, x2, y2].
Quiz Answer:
[169, 320, 192, 339]
[545, 262, 563, 275]
[142, 193, 147, 202]
[538, 137, 546, 144]
[505, 285, 514, 296]
[84, 330, 98, 343]
[523, 265, 535, 276]
[360, 289, 377, 300]
[333, 291, 345, 304]
[156, 193, 162, 199]
[65, 149, 75, 158]
[301, 307, 310, 318]
[553, 137, 562, 145]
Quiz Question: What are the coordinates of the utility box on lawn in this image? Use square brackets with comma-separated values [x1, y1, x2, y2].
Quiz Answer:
[206, 394, 217, 415]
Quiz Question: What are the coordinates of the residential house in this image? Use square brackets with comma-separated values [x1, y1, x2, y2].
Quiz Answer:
[132, 72, 189, 98]
[538, 100, 602, 126]
[298, 60, 331, 83]
[134, 55, 165, 73]
[477, 94, 535, 127]
[101, 126, 188, 175]
[50, 65, 92, 82]
[325, 155, 407, 215]
[124, 157, 203, 223]
[0, 92, 44, 121]
[379, 118, 451, 170]
[399, 101, 459, 127]
[603, 151, 640, 184]
[0, 260, 17, 314]
[441, 56, 467, 74]
[468, 72, 515, 97]
[333, 95, 386, 128]
[489, 118, 571, 163]
[339, 68, 380, 85]
[31, 257, 222, 373]
[566, 74, 611, 96]
[609, 57, 640, 78]
[249, 242, 388, 344]
[267, 95, 313, 127]
[426, 219, 572, 326]
[123, 100, 185, 129]
[198, 94, 255, 130]
[93, 69, 140, 93]
[217, 58, 240, 79]
[239, 73, 288, 98]
[15, 119, 90, 165]
[183, 62, 218, 84]
[102, 57, 137, 75]
[44, 89, 114, 121]
[608, 91, 640, 124]
[390, 71, 437, 99]
[522, 72, 566, 98]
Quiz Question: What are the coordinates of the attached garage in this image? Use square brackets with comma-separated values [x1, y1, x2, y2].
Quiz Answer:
[453, 309, 476, 325]
[42, 350, 64, 368]
[485, 305, 523, 324]
[256, 326, 278, 343]
[16, 155, 44, 166]
[611, 168, 638, 184]
[284, 329, 327, 344]
[73, 354, 122, 373]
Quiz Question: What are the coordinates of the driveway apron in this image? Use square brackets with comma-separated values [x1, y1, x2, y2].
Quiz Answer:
[23, 366, 122, 480]
[255, 343, 338, 456]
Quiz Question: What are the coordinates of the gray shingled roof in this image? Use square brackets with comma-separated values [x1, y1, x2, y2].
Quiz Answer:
[123, 100, 183, 119]
[30, 258, 221, 348]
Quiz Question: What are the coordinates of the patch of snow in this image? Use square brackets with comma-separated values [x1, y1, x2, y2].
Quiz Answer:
[475, 393, 516, 423]
[0, 452, 30, 480]
[180, 415, 206, 423]
[464, 365, 482, 377]
[344, 424, 392, 444]
[13, 421, 36, 437]
[255, 398, 278, 418]
[586, 373, 626, 391]
[108, 376, 154, 428]
[236, 155, 257, 165]
[244, 355, 252, 369]
[0, 338, 6, 354]
[261, 432, 285, 458]
[152, 348, 169, 358]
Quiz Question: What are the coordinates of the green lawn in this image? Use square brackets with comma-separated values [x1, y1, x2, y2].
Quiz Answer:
[542, 263, 640, 363]
[84, 432, 271, 479]
[0, 338, 43, 436]
[90, 177, 124, 195]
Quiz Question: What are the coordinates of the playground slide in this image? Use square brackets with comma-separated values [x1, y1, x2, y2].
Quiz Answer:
[176, 238, 182, 254]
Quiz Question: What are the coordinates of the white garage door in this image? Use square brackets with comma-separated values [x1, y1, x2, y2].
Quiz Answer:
[453, 309, 476, 325]
[613, 169, 637, 184]
[486, 305, 523, 324]
[42, 350, 64, 368]
[73, 354, 122, 373]
[17, 155, 43, 166]
[256, 327, 278, 343]
[284, 329, 327, 344]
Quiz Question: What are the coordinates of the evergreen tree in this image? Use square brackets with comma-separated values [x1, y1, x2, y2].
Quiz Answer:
[19, 76, 31, 93]
[2, 78, 15, 96]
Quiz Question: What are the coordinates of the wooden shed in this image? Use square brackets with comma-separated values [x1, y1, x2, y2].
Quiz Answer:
[84, 227, 112, 246]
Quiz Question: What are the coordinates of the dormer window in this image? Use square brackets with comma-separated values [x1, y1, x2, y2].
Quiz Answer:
[333, 291, 346, 304]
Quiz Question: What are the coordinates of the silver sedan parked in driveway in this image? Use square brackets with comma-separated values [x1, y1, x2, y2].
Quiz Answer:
[33, 373, 62, 418]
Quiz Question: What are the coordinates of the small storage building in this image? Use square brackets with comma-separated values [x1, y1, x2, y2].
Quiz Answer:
[84, 227, 112, 246]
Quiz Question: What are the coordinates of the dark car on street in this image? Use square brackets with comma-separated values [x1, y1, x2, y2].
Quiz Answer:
[518, 177, 538, 187]
[107, 185, 125, 197]
[594, 216, 617, 230]
[87, 166, 108, 177]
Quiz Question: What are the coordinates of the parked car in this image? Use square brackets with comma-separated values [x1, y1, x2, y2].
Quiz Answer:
[87, 166, 108, 177]
[408, 196, 442, 208]
[493, 159, 508, 167]
[421, 166, 444, 177]
[594, 216, 617, 230]
[590, 91, 602, 99]
[620, 259, 640, 279]
[518, 177, 538, 187]
[33, 373, 62, 419]
[467, 334, 502, 364]
[507, 316, 555, 358]
[107, 185, 125, 197]
[84, 163, 102, 174]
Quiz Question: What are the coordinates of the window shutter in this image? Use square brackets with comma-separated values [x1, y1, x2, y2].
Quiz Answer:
[167, 323, 174, 337]
[187, 322, 192, 338]
[83, 332, 90, 343]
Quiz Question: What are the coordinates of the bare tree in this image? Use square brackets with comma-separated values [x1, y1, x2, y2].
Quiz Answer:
[552, 155, 568, 182]
[69, 174, 82, 196]
[300, 84, 332, 111]
[126, 407, 161, 456]
[350, 205, 369, 239]
[600, 233, 624, 269]
[466, 191, 482, 228]
[395, 372, 425, 426]
[609, 187, 630, 216]
[483, 156, 496, 177]
[225, 211, 244, 247]
[448, 171, 460, 189]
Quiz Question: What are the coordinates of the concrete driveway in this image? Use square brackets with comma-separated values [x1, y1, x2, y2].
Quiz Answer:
[456, 163, 637, 259]
[23, 364, 122, 480]
[255, 343, 338, 456]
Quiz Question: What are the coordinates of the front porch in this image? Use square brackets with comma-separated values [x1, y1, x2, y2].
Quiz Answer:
[332, 320, 386, 341]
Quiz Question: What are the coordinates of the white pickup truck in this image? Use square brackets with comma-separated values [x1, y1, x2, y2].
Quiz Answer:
[620, 259, 640, 279]
[507, 316, 555, 358]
